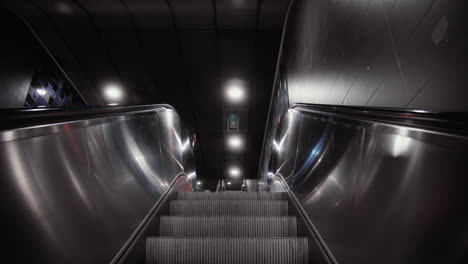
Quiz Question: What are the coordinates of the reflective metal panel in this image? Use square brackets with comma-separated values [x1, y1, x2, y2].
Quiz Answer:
[267, 108, 468, 263]
[0, 107, 194, 263]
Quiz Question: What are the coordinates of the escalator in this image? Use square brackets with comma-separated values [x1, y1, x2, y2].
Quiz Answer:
[3, 104, 468, 263]
[0, 105, 330, 264]
[145, 191, 308, 263]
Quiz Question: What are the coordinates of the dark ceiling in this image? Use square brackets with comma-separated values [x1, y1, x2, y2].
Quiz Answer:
[2, 0, 290, 183]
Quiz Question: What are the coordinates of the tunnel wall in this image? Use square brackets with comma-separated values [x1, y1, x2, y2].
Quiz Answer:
[266, 108, 468, 263]
[0, 107, 195, 263]
[282, 0, 467, 111]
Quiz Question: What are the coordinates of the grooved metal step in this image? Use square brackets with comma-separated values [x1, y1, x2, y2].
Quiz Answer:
[177, 191, 285, 200]
[169, 200, 289, 216]
[146, 237, 309, 264]
[159, 216, 297, 237]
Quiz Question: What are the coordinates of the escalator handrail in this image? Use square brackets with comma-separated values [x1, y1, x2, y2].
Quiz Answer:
[291, 103, 468, 136]
[0, 104, 175, 131]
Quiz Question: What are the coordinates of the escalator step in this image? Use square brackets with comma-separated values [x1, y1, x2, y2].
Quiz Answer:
[177, 191, 286, 200]
[146, 237, 308, 264]
[159, 216, 297, 237]
[169, 200, 288, 216]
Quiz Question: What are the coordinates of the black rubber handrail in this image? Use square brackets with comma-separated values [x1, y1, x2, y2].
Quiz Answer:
[292, 103, 468, 135]
[0, 104, 175, 131]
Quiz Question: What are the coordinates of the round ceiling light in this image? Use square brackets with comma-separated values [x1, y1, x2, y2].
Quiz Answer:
[104, 84, 123, 102]
[229, 167, 241, 178]
[225, 81, 246, 103]
[227, 135, 243, 150]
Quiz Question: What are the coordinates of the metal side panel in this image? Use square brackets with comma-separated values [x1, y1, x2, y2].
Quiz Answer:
[0, 107, 195, 264]
[267, 108, 468, 263]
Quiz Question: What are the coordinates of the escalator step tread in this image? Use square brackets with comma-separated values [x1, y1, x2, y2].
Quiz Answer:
[146, 237, 309, 264]
[159, 216, 297, 237]
[169, 200, 289, 216]
[177, 191, 286, 200]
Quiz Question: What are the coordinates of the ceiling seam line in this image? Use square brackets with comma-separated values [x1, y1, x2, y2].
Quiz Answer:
[212, 0, 225, 178]
[164, 0, 206, 177]
[69, 0, 128, 103]
[244, 0, 264, 178]
[118, 0, 161, 100]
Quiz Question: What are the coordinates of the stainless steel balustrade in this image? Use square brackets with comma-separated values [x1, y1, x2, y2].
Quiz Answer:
[0, 105, 195, 264]
[260, 103, 468, 264]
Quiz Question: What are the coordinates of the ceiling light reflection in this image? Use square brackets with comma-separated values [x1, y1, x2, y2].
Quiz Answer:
[187, 172, 196, 180]
[37, 89, 46, 96]
[181, 139, 190, 152]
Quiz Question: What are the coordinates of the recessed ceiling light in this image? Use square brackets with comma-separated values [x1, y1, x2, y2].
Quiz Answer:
[227, 135, 243, 150]
[225, 81, 245, 103]
[104, 84, 123, 101]
[227, 182, 231, 185]
[196, 181, 201, 185]
[56, 2, 72, 14]
[229, 167, 241, 177]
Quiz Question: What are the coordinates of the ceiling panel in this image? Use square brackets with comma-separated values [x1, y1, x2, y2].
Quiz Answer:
[219, 32, 254, 80]
[102, 31, 156, 103]
[180, 31, 218, 104]
[170, 0, 214, 30]
[121, 0, 173, 30]
[140, 32, 186, 101]
[62, 31, 120, 92]
[258, 0, 290, 30]
[2, 0, 54, 33]
[200, 134, 224, 177]
[35, 0, 94, 30]
[75, 0, 133, 30]
[216, 0, 259, 30]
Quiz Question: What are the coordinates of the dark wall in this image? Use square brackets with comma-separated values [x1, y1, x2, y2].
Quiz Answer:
[283, 0, 467, 111]
[0, 9, 85, 108]
[0, 9, 37, 108]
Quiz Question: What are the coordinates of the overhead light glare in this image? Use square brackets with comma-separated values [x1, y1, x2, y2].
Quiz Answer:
[229, 167, 241, 177]
[56, 2, 72, 14]
[227, 182, 231, 185]
[107, 103, 118, 106]
[37, 89, 47, 96]
[227, 135, 243, 150]
[225, 81, 246, 103]
[104, 84, 123, 101]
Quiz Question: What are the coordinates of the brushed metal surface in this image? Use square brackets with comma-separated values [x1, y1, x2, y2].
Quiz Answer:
[264, 107, 468, 263]
[0, 106, 195, 263]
